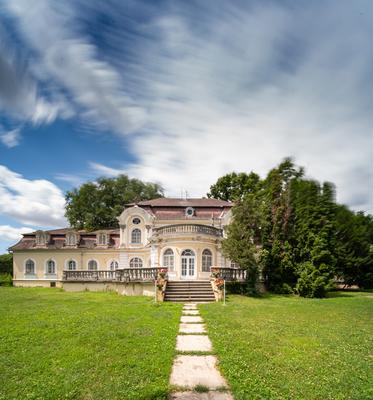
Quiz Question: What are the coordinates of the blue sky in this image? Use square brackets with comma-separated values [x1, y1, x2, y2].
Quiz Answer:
[1, 0, 373, 252]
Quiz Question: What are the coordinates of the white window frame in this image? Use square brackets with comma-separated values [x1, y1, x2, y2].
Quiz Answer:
[163, 248, 175, 272]
[131, 228, 142, 244]
[24, 258, 36, 275]
[66, 232, 77, 246]
[202, 249, 213, 272]
[87, 259, 99, 270]
[97, 232, 108, 246]
[108, 260, 119, 270]
[129, 257, 143, 268]
[45, 259, 56, 275]
[65, 259, 77, 271]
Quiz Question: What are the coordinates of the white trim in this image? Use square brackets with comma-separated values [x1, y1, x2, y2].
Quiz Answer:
[24, 258, 36, 275]
[45, 258, 57, 275]
[107, 259, 119, 270]
[87, 259, 99, 270]
[14, 279, 62, 282]
[65, 258, 78, 271]
[129, 256, 144, 268]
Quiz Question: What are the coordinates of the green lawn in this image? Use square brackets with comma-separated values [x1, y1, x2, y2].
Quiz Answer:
[200, 292, 373, 400]
[0, 288, 182, 400]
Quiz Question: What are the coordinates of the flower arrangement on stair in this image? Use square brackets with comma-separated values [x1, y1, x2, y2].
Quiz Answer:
[210, 267, 224, 301]
[156, 268, 168, 302]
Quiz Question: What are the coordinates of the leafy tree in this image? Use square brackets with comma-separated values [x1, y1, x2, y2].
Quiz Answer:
[222, 194, 261, 294]
[65, 175, 164, 230]
[210, 157, 373, 297]
[207, 172, 261, 201]
[0, 253, 13, 274]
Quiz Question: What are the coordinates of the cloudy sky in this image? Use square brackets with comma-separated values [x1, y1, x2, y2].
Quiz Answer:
[0, 0, 373, 252]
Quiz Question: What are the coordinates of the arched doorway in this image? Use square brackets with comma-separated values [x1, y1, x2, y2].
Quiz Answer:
[181, 249, 195, 279]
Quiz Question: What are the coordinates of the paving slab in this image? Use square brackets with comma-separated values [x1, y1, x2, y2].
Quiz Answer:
[181, 316, 203, 323]
[170, 355, 228, 389]
[170, 391, 233, 400]
[176, 335, 212, 352]
[179, 323, 206, 334]
[182, 310, 200, 316]
[184, 305, 198, 310]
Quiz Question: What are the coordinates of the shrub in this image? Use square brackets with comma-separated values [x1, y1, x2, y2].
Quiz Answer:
[273, 283, 294, 294]
[295, 262, 334, 298]
[0, 273, 13, 287]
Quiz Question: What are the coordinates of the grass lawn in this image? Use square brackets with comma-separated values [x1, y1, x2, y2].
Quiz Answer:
[0, 287, 182, 400]
[200, 291, 373, 400]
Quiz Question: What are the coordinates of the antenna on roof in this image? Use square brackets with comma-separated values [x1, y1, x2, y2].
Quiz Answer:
[185, 190, 189, 200]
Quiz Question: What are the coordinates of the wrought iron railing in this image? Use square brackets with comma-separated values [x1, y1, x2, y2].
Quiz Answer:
[211, 267, 247, 281]
[63, 268, 166, 282]
[155, 224, 222, 237]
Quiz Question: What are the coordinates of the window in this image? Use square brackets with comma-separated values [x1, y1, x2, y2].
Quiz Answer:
[66, 232, 77, 246]
[129, 257, 143, 268]
[35, 231, 49, 246]
[88, 260, 98, 270]
[185, 207, 194, 217]
[131, 228, 141, 244]
[67, 260, 76, 271]
[97, 232, 108, 246]
[132, 217, 141, 225]
[25, 259, 35, 274]
[163, 249, 174, 272]
[230, 261, 239, 269]
[46, 259, 56, 274]
[110, 260, 119, 270]
[202, 249, 213, 272]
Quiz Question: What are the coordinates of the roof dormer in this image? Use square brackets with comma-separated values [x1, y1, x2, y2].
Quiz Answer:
[35, 230, 50, 247]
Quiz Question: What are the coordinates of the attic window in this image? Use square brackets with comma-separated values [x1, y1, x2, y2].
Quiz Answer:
[132, 217, 141, 225]
[185, 207, 195, 217]
[97, 232, 108, 246]
[66, 232, 78, 246]
[35, 231, 49, 246]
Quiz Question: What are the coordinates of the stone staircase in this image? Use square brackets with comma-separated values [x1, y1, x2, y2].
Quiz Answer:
[164, 281, 215, 302]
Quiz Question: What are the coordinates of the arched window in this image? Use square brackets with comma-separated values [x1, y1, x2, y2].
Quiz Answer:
[129, 257, 143, 268]
[25, 259, 35, 274]
[181, 249, 195, 257]
[110, 260, 119, 270]
[202, 249, 213, 272]
[67, 260, 77, 271]
[163, 249, 174, 272]
[131, 228, 141, 244]
[46, 259, 56, 274]
[88, 260, 98, 270]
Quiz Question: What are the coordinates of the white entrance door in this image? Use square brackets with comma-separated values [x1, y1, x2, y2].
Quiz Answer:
[181, 249, 196, 279]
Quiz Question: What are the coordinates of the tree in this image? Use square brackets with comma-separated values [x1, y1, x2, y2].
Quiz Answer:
[65, 175, 164, 230]
[222, 194, 261, 294]
[207, 172, 261, 201]
[0, 253, 13, 274]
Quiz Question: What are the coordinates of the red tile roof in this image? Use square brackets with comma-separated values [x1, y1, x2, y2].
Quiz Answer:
[128, 198, 232, 207]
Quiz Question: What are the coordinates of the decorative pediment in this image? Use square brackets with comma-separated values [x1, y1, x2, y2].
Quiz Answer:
[35, 230, 50, 247]
[65, 230, 79, 246]
[117, 205, 154, 227]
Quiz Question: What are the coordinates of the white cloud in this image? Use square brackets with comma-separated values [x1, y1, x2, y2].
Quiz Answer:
[0, 128, 21, 148]
[89, 162, 127, 178]
[119, 1, 373, 212]
[4, 0, 146, 136]
[0, 165, 67, 226]
[0, 225, 32, 243]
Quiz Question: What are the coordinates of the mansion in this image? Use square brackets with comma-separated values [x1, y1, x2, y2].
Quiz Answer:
[10, 198, 240, 297]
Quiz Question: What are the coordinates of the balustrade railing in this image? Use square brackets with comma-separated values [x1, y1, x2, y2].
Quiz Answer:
[63, 267, 165, 282]
[211, 267, 247, 281]
[155, 224, 222, 237]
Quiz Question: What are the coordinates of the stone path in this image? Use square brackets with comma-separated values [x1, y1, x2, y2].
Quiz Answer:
[169, 303, 233, 400]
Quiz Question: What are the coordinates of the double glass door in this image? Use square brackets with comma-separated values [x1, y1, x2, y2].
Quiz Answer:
[181, 249, 195, 278]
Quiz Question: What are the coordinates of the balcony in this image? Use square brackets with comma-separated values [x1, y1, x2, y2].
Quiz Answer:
[155, 224, 223, 237]
[63, 268, 164, 282]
